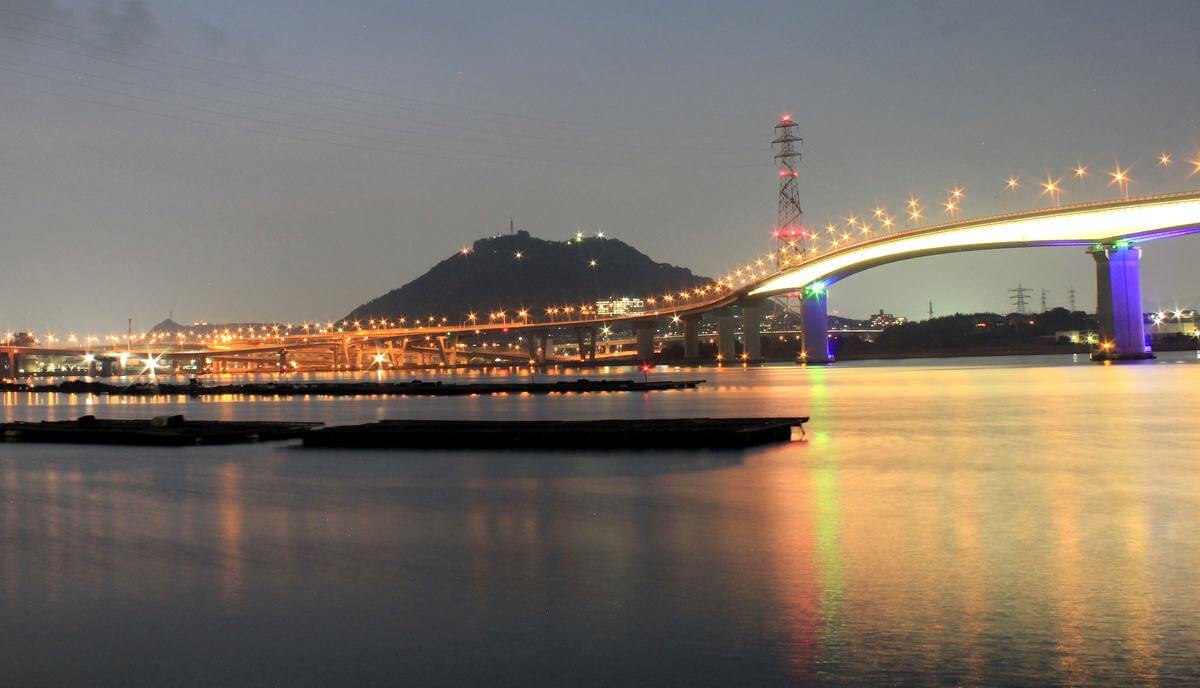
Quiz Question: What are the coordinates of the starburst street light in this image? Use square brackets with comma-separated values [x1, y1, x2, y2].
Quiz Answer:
[1003, 176, 1020, 212]
[1157, 152, 1172, 193]
[906, 197, 922, 228]
[1041, 176, 1063, 207]
[1109, 164, 1132, 199]
[1071, 164, 1088, 203]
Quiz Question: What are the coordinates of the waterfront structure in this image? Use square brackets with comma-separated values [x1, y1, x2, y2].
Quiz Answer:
[5, 190, 1200, 373]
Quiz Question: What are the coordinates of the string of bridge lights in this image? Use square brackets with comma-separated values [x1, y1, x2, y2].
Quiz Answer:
[6, 149, 1200, 352]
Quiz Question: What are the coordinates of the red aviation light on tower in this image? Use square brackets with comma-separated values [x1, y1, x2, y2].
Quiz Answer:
[772, 113, 806, 262]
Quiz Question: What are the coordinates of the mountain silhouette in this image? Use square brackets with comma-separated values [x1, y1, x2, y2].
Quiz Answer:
[345, 230, 711, 323]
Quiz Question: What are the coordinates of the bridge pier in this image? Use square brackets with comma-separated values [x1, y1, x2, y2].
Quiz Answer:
[576, 328, 597, 363]
[740, 299, 764, 363]
[436, 334, 459, 366]
[1091, 243, 1152, 360]
[682, 315, 700, 361]
[715, 308, 737, 362]
[634, 320, 656, 362]
[801, 288, 832, 364]
[525, 332, 546, 365]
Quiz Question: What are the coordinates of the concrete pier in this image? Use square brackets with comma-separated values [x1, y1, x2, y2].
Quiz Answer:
[801, 289, 832, 363]
[715, 308, 737, 362]
[1092, 244, 1152, 359]
[635, 320, 656, 361]
[740, 300, 763, 363]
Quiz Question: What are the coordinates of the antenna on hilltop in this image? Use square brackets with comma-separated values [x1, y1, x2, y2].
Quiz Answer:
[510, 216, 514, 236]
[772, 114, 807, 265]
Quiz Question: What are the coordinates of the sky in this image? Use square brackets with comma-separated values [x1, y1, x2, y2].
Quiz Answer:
[2, 0, 1199, 334]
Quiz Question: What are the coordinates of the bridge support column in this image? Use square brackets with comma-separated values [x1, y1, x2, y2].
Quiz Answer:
[740, 300, 764, 363]
[682, 315, 700, 361]
[1091, 244, 1152, 360]
[277, 349, 289, 371]
[801, 289, 832, 364]
[715, 308, 736, 363]
[525, 333, 543, 365]
[634, 320, 656, 362]
[437, 334, 459, 366]
[577, 328, 597, 363]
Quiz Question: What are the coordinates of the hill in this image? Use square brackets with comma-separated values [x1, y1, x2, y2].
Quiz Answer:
[344, 231, 711, 323]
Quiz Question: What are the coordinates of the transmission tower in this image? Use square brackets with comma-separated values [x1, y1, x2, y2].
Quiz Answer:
[772, 114, 807, 265]
[1009, 283, 1032, 314]
[1040, 289, 1049, 313]
[1068, 286, 1077, 311]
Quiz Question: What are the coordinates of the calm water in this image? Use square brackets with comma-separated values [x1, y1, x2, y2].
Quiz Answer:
[3, 354, 1200, 687]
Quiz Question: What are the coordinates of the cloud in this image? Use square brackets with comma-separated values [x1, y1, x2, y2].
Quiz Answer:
[84, 0, 160, 56]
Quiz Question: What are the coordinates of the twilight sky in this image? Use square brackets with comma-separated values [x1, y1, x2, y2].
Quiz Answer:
[2, 0, 1199, 333]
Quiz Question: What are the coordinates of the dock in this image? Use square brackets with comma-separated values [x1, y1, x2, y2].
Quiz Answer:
[2, 378, 704, 397]
[1, 415, 321, 446]
[301, 417, 807, 450]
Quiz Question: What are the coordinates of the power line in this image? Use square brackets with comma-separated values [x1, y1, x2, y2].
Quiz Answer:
[0, 25, 753, 158]
[0, 64, 766, 171]
[0, 55, 755, 164]
[0, 8, 755, 142]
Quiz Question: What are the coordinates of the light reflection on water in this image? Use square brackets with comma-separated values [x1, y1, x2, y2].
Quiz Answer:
[1, 354, 1200, 686]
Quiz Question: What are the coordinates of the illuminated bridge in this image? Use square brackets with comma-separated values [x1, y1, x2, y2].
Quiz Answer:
[4, 190, 1200, 376]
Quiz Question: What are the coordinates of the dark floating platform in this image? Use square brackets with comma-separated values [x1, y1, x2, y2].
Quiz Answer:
[1089, 351, 1156, 362]
[1, 415, 321, 446]
[302, 417, 808, 450]
[2, 378, 704, 397]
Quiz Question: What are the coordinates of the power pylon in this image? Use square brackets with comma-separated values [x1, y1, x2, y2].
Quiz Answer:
[772, 114, 807, 265]
[1040, 289, 1049, 313]
[1009, 283, 1032, 314]
[1068, 286, 1077, 311]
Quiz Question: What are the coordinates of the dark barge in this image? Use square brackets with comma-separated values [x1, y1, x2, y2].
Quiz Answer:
[2, 378, 704, 397]
[302, 417, 807, 450]
[1, 415, 320, 446]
